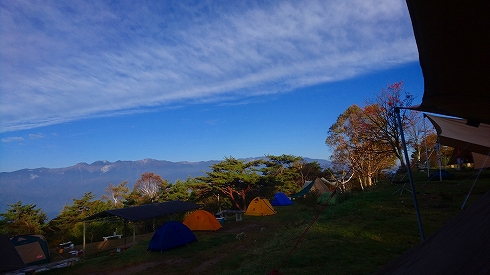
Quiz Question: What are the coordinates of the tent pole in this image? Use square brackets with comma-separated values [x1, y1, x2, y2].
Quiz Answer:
[396, 107, 425, 241]
[83, 221, 86, 259]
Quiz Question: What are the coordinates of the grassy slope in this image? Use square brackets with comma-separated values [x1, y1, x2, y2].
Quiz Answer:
[42, 169, 490, 275]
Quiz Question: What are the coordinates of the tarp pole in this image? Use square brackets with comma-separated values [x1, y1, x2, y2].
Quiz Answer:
[423, 116, 430, 177]
[83, 221, 86, 259]
[436, 140, 442, 181]
[133, 222, 136, 243]
[396, 107, 425, 241]
[124, 219, 128, 245]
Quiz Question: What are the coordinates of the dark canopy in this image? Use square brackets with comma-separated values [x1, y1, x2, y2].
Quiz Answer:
[407, 0, 490, 125]
[376, 1, 490, 274]
[86, 201, 201, 222]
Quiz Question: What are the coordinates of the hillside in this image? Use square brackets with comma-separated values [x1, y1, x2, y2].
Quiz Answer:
[0, 157, 330, 219]
[38, 168, 490, 275]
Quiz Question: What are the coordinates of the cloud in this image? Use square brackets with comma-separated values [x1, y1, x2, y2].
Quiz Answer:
[29, 133, 44, 139]
[2, 136, 25, 143]
[0, 0, 417, 132]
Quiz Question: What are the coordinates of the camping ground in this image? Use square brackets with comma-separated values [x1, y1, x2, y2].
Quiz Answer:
[40, 169, 490, 275]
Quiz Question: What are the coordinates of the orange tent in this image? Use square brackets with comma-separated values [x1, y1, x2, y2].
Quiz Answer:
[245, 197, 276, 216]
[183, 210, 222, 231]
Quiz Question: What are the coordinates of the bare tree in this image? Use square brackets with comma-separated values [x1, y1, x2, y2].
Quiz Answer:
[102, 181, 129, 208]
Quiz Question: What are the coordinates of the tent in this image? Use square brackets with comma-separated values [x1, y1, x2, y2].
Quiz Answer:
[10, 235, 51, 266]
[245, 197, 276, 216]
[0, 234, 26, 272]
[147, 221, 197, 252]
[291, 178, 330, 198]
[183, 210, 222, 231]
[374, 189, 490, 275]
[270, 192, 293, 206]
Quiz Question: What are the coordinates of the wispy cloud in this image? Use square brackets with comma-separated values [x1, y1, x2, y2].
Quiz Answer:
[29, 133, 44, 139]
[2, 136, 24, 143]
[0, 0, 417, 132]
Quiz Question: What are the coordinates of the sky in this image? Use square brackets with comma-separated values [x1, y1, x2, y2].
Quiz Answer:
[0, 0, 424, 173]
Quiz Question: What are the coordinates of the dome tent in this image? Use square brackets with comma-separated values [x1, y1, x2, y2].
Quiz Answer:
[245, 197, 276, 216]
[183, 210, 222, 231]
[147, 221, 197, 252]
[270, 192, 293, 206]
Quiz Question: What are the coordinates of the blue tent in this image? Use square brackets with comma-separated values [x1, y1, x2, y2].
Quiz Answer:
[147, 221, 197, 252]
[270, 192, 293, 206]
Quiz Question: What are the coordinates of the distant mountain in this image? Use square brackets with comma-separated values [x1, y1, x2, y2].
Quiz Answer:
[0, 157, 330, 219]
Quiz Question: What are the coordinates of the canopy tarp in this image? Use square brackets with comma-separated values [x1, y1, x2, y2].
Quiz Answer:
[86, 201, 201, 222]
[425, 114, 490, 156]
[406, 0, 490, 125]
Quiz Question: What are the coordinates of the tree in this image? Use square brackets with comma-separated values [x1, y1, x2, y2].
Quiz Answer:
[102, 181, 130, 208]
[133, 172, 169, 203]
[364, 81, 416, 167]
[0, 201, 47, 236]
[260, 154, 304, 194]
[48, 192, 111, 243]
[326, 104, 396, 190]
[166, 178, 193, 201]
[196, 157, 261, 210]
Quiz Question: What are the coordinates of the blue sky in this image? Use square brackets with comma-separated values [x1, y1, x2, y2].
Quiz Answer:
[0, 0, 423, 172]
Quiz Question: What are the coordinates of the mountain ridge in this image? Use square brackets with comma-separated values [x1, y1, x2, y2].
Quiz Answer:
[0, 157, 330, 219]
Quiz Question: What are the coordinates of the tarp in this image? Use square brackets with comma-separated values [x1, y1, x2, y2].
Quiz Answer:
[374, 189, 490, 275]
[86, 201, 201, 222]
[10, 235, 51, 266]
[406, 0, 490, 125]
[0, 234, 26, 272]
[183, 210, 222, 231]
[147, 221, 197, 252]
[291, 178, 330, 198]
[425, 114, 490, 169]
[245, 197, 276, 216]
[425, 115, 490, 156]
[270, 192, 293, 206]
[472, 152, 490, 169]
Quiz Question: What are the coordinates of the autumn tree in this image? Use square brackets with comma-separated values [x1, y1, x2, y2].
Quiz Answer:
[0, 201, 47, 236]
[102, 181, 130, 208]
[326, 104, 396, 189]
[364, 81, 417, 167]
[196, 157, 261, 210]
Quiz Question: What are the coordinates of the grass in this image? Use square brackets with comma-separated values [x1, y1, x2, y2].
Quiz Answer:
[41, 168, 490, 275]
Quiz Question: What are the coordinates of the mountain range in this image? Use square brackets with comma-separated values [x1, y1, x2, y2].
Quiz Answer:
[0, 157, 330, 219]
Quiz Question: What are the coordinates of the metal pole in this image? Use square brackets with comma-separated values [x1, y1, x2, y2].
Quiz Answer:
[133, 222, 136, 244]
[83, 221, 86, 259]
[423, 116, 430, 178]
[396, 107, 425, 241]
